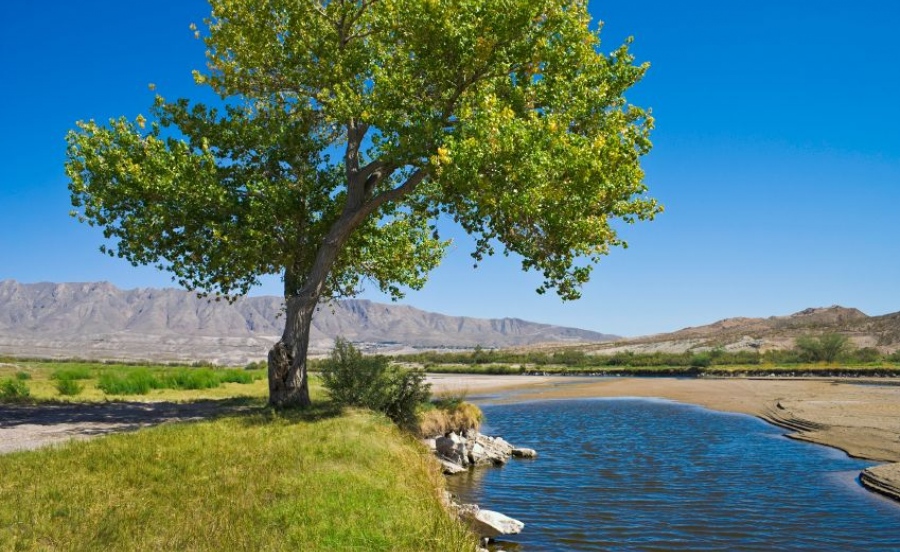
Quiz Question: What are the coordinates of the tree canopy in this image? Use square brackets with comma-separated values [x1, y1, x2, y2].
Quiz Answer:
[65, 0, 661, 405]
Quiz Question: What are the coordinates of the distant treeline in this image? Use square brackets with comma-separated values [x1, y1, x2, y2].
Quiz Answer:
[393, 339, 900, 377]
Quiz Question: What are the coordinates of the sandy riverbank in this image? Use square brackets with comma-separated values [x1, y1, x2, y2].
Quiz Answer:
[429, 375, 900, 501]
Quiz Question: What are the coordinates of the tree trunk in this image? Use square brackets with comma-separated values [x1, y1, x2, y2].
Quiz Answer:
[264, 125, 422, 407]
[267, 294, 316, 407]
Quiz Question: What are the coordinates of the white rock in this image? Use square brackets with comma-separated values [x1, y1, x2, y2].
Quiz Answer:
[463, 509, 525, 538]
[440, 458, 467, 475]
[512, 447, 538, 458]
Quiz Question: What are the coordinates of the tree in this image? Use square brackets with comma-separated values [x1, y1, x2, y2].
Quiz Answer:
[66, 0, 661, 407]
[795, 333, 851, 363]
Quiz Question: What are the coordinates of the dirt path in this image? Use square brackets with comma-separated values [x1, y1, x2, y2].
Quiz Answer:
[0, 400, 250, 454]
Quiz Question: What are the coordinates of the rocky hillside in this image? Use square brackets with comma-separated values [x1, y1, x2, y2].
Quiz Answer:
[0, 280, 616, 364]
[567, 306, 900, 356]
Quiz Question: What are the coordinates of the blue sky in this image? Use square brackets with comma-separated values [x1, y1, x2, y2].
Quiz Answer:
[2, 1, 898, 336]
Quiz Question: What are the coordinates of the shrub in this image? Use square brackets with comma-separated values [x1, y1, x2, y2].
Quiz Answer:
[795, 333, 851, 363]
[321, 338, 431, 430]
[15, 371, 31, 380]
[56, 377, 84, 396]
[218, 369, 258, 384]
[0, 378, 30, 401]
[51, 366, 93, 381]
[159, 368, 221, 390]
[690, 353, 712, 368]
[418, 398, 483, 437]
[97, 369, 155, 395]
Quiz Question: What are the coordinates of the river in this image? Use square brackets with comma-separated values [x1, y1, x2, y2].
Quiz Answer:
[447, 399, 900, 550]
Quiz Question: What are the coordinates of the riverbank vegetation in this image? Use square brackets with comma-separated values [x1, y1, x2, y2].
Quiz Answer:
[394, 335, 900, 377]
[0, 351, 478, 550]
[0, 406, 474, 551]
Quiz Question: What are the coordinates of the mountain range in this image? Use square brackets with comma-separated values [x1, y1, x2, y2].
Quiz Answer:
[0, 280, 617, 364]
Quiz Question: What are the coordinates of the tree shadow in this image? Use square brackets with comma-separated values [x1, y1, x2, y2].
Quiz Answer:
[235, 400, 344, 426]
[0, 397, 261, 428]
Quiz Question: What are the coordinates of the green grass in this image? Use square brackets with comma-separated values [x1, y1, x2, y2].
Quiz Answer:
[0, 407, 475, 551]
[0, 362, 268, 402]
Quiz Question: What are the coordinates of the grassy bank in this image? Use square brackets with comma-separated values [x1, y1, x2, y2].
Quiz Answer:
[0, 406, 474, 551]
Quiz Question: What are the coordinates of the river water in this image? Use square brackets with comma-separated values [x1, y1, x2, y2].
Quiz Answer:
[446, 399, 900, 550]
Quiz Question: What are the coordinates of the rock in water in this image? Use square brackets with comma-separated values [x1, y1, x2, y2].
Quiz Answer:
[439, 458, 467, 475]
[435, 433, 469, 467]
[460, 507, 525, 538]
[512, 447, 538, 458]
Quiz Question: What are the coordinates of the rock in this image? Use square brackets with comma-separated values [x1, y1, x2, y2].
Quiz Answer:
[459, 507, 525, 538]
[469, 433, 512, 466]
[468, 441, 494, 466]
[421, 438, 437, 452]
[512, 447, 538, 458]
[435, 432, 469, 467]
[439, 458, 467, 475]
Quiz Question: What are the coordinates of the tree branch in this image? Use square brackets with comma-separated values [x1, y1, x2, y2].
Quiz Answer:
[344, 120, 369, 210]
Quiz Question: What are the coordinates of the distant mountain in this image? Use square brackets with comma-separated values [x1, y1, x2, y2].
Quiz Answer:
[555, 305, 900, 356]
[0, 280, 617, 364]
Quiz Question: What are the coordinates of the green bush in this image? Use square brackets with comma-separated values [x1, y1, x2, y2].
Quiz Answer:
[15, 371, 31, 380]
[56, 377, 84, 396]
[218, 369, 258, 384]
[158, 369, 221, 390]
[0, 378, 30, 401]
[97, 369, 156, 395]
[690, 353, 712, 368]
[795, 333, 851, 363]
[321, 338, 431, 430]
[51, 366, 93, 381]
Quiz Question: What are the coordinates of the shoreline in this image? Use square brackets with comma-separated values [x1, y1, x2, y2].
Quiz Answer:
[428, 374, 900, 502]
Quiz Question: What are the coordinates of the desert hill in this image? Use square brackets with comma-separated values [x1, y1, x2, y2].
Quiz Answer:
[561, 305, 900, 356]
[0, 280, 616, 364]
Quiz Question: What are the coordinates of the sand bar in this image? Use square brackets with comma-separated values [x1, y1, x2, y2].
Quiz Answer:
[428, 375, 900, 501]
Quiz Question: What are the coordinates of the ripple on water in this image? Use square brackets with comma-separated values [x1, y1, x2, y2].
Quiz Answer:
[447, 399, 900, 551]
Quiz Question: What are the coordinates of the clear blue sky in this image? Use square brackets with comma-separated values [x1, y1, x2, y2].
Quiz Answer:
[2, 1, 898, 336]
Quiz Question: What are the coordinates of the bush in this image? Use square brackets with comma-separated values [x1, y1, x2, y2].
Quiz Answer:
[97, 369, 156, 395]
[56, 377, 84, 396]
[321, 338, 431, 430]
[418, 397, 483, 437]
[51, 366, 93, 381]
[795, 333, 851, 363]
[15, 371, 31, 380]
[158, 369, 221, 390]
[218, 369, 258, 384]
[0, 378, 30, 401]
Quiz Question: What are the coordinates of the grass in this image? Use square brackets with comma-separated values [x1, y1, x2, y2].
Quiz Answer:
[418, 391, 484, 438]
[0, 406, 475, 551]
[0, 362, 268, 402]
